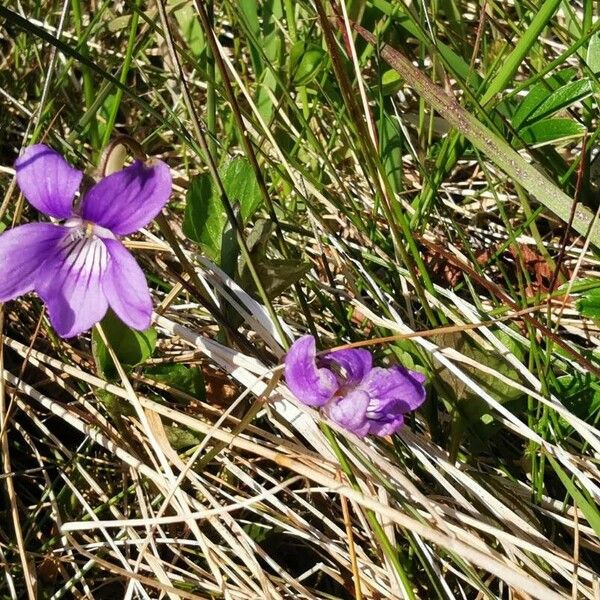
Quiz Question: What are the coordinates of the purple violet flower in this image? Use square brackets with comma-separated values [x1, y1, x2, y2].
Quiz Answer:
[284, 335, 426, 437]
[0, 144, 171, 338]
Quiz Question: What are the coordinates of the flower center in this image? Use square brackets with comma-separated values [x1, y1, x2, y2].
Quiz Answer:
[58, 220, 109, 278]
[64, 217, 116, 240]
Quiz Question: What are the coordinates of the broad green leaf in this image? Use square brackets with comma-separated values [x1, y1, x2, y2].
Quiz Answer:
[240, 258, 311, 301]
[511, 68, 580, 129]
[432, 331, 525, 431]
[517, 119, 585, 146]
[246, 218, 274, 253]
[165, 425, 203, 450]
[577, 287, 600, 319]
[168, 0, 205, 57]
[95, 388, 135, 419]
[238, 0, 259, 35]
[587, 32, 600, 74]
[107, 13, 141, 32]
[92, 311, 157, 380]
[183, 158, 262, 262]
[553, 374, 600, 425]
[512, 86, 552, 130]
[146, 364, 206, 401]
[478, 0, 562, 106]
[558, 277, 600, 295]
[182, 173, 224, 261]
[378, 113, 404, 192]
[289, 41, 327, 86]
[255, 1, 283, 122]
[243, 522, 281, 544]
[221, 158, 262, 221]
[256, 31, 281, 122]
[379, 69, 403, 96]
[369, 1, 479, 89]
[239, 219, 310, 300]
[238, 0, 260, 64]
[260, 259, 311, 300]
[525, 79, 593, 124]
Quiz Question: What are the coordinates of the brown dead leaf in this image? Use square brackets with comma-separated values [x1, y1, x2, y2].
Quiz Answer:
[203, 366, 239, 409]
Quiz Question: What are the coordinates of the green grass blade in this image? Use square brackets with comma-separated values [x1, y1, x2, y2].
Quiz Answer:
[354, 22, 600, 247]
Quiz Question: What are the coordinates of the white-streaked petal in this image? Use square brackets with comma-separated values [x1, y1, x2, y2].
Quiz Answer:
[35, 227, 109, 337]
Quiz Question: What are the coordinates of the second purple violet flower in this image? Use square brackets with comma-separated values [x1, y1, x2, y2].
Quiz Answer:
[284, 335, 426, 437]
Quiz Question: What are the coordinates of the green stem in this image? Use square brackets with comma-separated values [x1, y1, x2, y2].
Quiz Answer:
[205, 0, 217, 161]
[101, 0, 142, 147]
[71, 0, 99, 147]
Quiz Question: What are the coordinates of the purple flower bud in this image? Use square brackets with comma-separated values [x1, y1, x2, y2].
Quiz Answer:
[0, 144, 171, 337]
[284, 335, 426, 437]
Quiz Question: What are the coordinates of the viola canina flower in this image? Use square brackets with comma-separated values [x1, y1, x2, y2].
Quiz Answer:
[284, 335, 426, 437]
[0, 144, 171, 338]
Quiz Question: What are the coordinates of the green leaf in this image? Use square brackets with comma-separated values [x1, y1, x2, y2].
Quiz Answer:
[237, 0, 261, 75]
[546, 453, 600, 540]
[379, 69, 403, 96]
[221, 158, 262, 221]
[256, 32, 281, 122]
[239, 220, 310, 300]
[240, 257, 311, 301]
[370, 2, 479, 89]
[577, 287, 600, 319]
[243, 522, 282, 544]
[95, 388, 135, 418]
[260, 259, 312, 300]
[168, 0, 205, 57]
[512, 73, 589, 130]
[587, 32, 600, 74]
[238, 0, 259, 35]
[164, 425, 203, 450]
[289, 41, 327, 86]
[378, 113, 404, 192]
[517, 119, 585, 146]
[553, 374, 600, 425]
[525, 79, 593, 124]
[145, 364, 206, 401]
[557, 277, 600, 295]
[512, 85, 553, 130]
[182, 173, 224, 261]
[92, 311, 157, 380]
[246, 218, 274, 252]
[432, 331, 525, 431]
[182, 158, 262, 262]
[478, 0, 563, 106]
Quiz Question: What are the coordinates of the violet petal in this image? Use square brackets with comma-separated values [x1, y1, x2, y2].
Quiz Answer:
[0, 222, 65, 302]
[284, 335, 338, 407]
[360, 366, 426, 414]
[35, 230, 109, 337]
[326, 389, 371, 437]
[367, 414, 405, 437]
[102, 238, 152, 331]
[82, 159, 171, 235]
[15, 144, 82, 219]
[322, 347, 372, 387]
